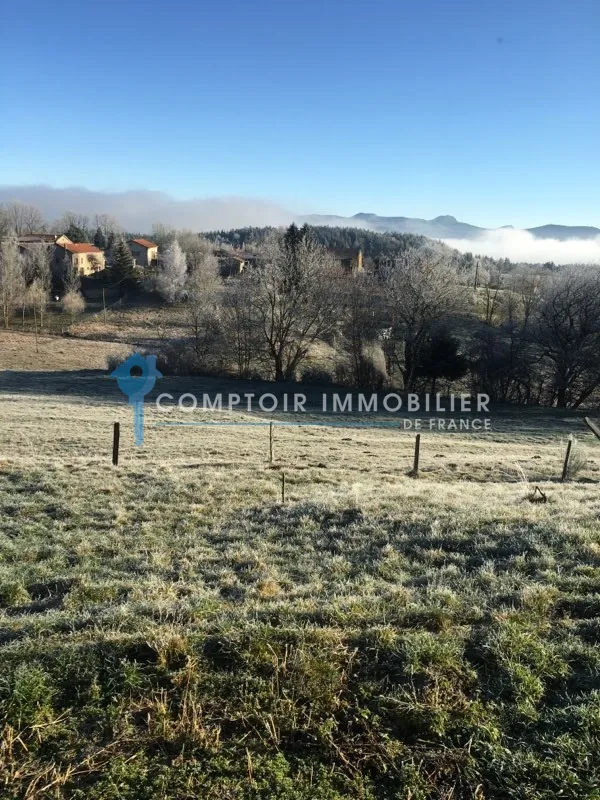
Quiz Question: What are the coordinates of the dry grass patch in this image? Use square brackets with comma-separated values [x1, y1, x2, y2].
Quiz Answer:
[1, 365, 600, 798]
[0, 330, 131, 372]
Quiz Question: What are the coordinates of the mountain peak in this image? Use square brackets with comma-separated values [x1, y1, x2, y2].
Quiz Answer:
[300, 211, 600, 248]
[432, 215, 457, 223]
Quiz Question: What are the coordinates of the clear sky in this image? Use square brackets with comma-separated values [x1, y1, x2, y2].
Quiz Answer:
[1, 0, 599, 227]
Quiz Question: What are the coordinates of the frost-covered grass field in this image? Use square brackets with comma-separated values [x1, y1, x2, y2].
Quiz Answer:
[1, 332, 600, 799]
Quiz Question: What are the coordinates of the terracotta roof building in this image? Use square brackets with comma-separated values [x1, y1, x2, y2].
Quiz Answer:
[59, 242, 103, 255]
[56, 240, 105, 275]
[129, 238, 157, 249]
[18, 233, 62, 244]
[128, 238, 158, 268]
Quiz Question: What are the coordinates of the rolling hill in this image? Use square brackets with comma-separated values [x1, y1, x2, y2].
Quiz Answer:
[301, 212, 600, 241]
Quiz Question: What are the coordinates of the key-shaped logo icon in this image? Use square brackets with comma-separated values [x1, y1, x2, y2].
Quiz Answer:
[110, 354, 162, 445]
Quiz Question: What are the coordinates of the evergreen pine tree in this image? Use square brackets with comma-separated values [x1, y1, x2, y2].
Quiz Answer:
[65, 223, 88, 243]
[62, 252, 80, 293]
[111, 239, 138, 295]
[93, 227, 107, 250]
[283, 223, 302, 258]
[416, 330, 469, 395]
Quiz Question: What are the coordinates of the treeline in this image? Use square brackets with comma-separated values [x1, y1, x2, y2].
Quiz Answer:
[312, 226, 429, 258]
[205, 225, 429, 259]
[148, 224, 600, 409]
[2, 201, 598, 409]
[203, 224, 558, 280]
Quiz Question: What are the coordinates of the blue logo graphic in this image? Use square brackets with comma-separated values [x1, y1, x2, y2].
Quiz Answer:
[110, 354, 162, 445]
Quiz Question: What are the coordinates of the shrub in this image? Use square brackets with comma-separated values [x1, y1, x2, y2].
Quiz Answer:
[61, 289, 86, 318]
[106, 352, 128, 372]
[300, 366, 334, 385]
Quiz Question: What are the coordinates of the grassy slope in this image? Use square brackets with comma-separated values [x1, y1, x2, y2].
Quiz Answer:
[0, 331, 132, 372]
[1, 334, 600, 798]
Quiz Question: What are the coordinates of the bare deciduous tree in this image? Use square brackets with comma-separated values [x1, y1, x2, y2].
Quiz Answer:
[380, 247, 465, 390]
[510, 270, 542, 330]
[22, 244, 52, 328]
[244, 227, 342, 381]
[93, 213, 121, 238]
[222, 279, 262, 378]
[536, 270, 600, 408]
[0, 202, 46, 236]
[483, 284, 501, 326]
[87, 254, 103, 274]
[0, 235, 25, 328]
[54, 211, 89, 232]
[337, 273, 386, 388]
[151, 223, 177, 248]
[25, 279, 48, 335]
[185, 245, 223, 368]
[178, 231, 216, 274]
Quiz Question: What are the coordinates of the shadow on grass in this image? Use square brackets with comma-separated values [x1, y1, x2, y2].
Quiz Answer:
[0, 369, 592, 441]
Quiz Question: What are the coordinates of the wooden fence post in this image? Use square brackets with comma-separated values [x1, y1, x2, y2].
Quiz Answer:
[561, 438, 573, 483]
[112, 422, 120, 466]
[33, 308, 39, 353]
[412, 434, 421, 476]
[269, 422, 274, 464]
[281, 472, 285, 504]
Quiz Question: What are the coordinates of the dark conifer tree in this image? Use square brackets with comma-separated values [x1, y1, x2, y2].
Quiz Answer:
[65, 223, 88, 243]
[416, 330, 469, 394]
[93, 227, 107, 250]
[111, 239, 138, 295]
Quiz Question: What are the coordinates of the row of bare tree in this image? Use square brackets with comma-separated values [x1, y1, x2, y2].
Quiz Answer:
[0, 238, 84, 331]
[0, 201, 121, 243]
[151, 224, 600, 409]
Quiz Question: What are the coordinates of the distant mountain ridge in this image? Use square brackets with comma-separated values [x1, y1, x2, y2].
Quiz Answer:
[299, 212, 600, 241]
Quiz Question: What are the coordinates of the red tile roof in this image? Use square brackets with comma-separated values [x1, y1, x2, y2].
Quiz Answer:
[18, 233, 59, 243]
[58, 242, 103, 254]
[128, 238, 157, 248]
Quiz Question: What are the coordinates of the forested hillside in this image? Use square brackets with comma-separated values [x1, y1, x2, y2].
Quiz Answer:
[205, 226, 429, 259]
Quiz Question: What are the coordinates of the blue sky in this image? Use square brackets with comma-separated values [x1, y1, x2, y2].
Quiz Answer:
[1, 0, 599, 227]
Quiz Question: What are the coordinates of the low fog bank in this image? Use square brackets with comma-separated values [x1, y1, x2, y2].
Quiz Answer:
[0, 185, 295, 232]
[2, 185, 599, 266]
[443, 228, 600, 265]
